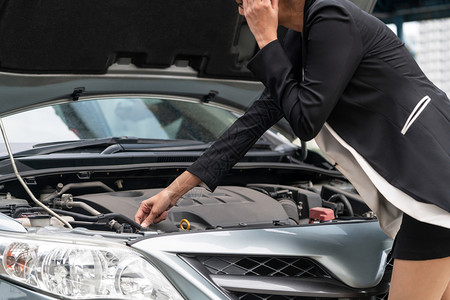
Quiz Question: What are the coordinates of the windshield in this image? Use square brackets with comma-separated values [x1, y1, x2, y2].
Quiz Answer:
[0, 97, 239, 154]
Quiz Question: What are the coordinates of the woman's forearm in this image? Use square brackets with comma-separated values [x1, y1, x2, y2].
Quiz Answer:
[165, 171, 202, 205]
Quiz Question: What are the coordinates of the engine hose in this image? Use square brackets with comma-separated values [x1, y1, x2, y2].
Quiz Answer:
[42, 182, 115, 203]
[328, 194, 354, 217]
[12, 207, 143, 230]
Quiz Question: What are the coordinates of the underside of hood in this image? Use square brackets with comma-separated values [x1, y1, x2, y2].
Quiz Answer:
[0, 0, 376, 79]
[0, 0, 256, 79]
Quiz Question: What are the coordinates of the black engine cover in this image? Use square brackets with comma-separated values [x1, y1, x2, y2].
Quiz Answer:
[74, 186, 289, 231]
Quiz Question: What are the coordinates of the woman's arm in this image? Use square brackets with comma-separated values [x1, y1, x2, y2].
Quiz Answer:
[189, 30, 303, 191]
[135, 91, 285, 226]
[248, 4, 364, 140]
[187, 93, 284, 191]
[134, 30, 303, 226]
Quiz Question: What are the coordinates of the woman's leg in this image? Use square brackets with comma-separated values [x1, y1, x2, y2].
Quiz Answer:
[442, 282, 450, 300]
[388, 257, 450, 300]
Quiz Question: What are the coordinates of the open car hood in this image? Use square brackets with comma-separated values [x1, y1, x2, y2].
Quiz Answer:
[0, 0, 376, 116]
[0, 0, 254, 78]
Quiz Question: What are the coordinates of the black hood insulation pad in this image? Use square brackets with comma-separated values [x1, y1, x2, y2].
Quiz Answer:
[0, 0, 258, 79]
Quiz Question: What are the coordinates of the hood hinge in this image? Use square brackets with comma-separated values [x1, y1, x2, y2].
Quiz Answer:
[71, 87, 85, 101]
[201, 90, 218, 103]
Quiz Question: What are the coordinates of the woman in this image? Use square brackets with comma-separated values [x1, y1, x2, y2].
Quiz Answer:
[135, 0, 450, 298]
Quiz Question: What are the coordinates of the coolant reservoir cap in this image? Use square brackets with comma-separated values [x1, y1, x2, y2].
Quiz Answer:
[28, 214, 52, 227]
[309, 207, 335, 222]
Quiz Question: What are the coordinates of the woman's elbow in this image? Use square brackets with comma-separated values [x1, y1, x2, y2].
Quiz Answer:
[291, 120, 321, 141]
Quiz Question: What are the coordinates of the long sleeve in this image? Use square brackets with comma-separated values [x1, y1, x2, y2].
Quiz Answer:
[247, 3, 363, 141]
[187, 30, 304, 191]
[187, 92, 284, 191]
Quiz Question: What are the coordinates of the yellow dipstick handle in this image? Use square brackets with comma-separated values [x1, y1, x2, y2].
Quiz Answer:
[179, 219, 191, 230]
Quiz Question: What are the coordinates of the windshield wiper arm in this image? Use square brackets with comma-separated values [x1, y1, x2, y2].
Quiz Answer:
[0, 137, 275, 160]
[0, 137, 205, 159]
[110, 139, 273, 153]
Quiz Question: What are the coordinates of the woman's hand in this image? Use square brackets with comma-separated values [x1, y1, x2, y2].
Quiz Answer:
[135, 189, 175, 227]
[242, 0, 279, 49]
[134, 171, 202, 227]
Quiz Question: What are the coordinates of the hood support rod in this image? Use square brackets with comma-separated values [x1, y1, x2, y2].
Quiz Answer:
[0, 119, 73, 229]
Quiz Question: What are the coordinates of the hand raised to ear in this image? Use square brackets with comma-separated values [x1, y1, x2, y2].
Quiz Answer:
[242, 0, 279, 49]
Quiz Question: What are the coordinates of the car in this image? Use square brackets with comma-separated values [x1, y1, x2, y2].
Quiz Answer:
[0, 0, 392, 299]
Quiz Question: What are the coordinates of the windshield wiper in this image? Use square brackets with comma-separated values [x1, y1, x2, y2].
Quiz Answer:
[109, 139, 273, 153]
[0, 136, 276, 160]
[0, 137, 206, 159]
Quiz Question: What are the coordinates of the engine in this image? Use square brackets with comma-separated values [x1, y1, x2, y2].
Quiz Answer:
[3, 180, 375, 233]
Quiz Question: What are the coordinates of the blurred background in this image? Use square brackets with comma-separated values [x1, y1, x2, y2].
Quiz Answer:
[302, 0, 450, 150]
[374, 0, 450, 96]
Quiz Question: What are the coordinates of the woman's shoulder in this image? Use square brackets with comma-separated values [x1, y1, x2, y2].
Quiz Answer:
[305, 0, 384, 34]
[307, 0, 378, 20]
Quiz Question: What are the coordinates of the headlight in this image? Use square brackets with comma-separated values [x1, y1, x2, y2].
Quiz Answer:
[0, 234, 183, 299]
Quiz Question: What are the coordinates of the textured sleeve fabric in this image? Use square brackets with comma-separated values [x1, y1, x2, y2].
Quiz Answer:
[187, 30, 303, 191]
[247, 3, 363, 141]
[187, 92, 284, 191]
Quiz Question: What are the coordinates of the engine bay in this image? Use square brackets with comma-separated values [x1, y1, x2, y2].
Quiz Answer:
[1, 173, 376, 234]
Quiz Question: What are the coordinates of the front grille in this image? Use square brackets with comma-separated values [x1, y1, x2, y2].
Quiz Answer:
[234, 292, 390, 300]
[234, 292, 389, 300]
[190, 255, 392, 299]
[234, 292, 331, 300]
[234, 293, 324, 300]
[196, 256, 330, 278]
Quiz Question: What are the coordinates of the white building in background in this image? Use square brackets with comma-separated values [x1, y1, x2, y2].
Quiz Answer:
[402, 18, 450, 96]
